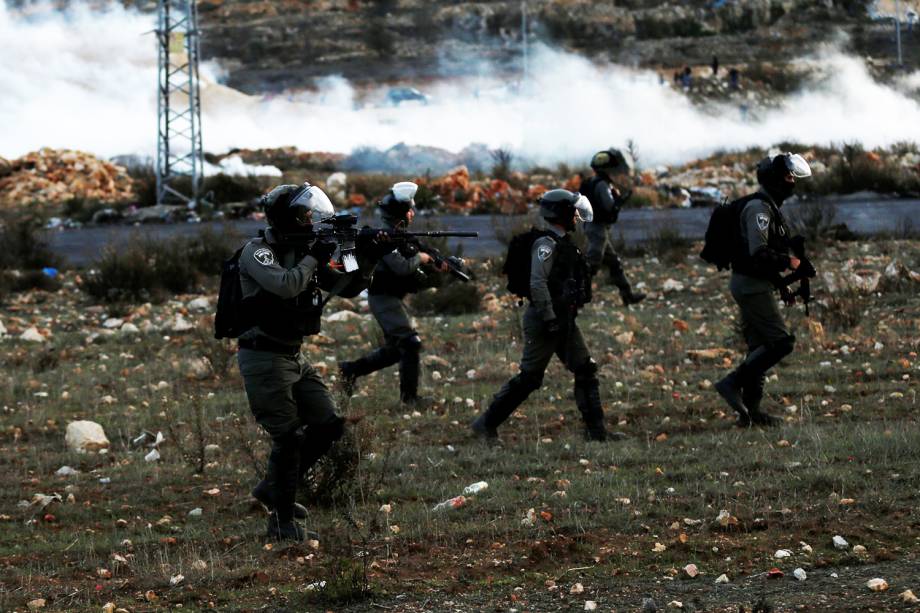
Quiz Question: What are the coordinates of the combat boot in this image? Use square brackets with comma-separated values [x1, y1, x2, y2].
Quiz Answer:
[610, 268, 646, 306]
[743, 374, 781, 427]
[266, 511, 305, 542]
[470, 413, 499, 441]
[620, 288, 647, 306]
[252, 450, 308, 519]
[715, 371, 750, 425]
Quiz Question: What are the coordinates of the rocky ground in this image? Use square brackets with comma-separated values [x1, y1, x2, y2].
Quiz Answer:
[0, 231, 918, 611]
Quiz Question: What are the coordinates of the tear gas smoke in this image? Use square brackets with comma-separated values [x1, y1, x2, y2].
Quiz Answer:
[3, 2, 920, 169]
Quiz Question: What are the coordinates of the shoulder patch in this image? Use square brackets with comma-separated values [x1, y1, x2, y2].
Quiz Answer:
[253, 247, 275, 266]
[537, 242, 554, 262]
[756, 213, 770, 232]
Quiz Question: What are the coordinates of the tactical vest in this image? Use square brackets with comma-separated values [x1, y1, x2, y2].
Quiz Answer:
[579, 175, 617, 224]
[546, 236, 592, 309]
[368, 240, 424, 299]
[730, 195, 790, 280]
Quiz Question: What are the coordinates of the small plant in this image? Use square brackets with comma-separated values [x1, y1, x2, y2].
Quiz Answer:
[819, 289, 864, 331]
[490, 148, 514, 182]
[646, 226, 692, 264]
[411, 280, 482, 315]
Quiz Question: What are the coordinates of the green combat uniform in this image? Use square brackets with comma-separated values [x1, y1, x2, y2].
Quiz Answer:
[339, 218, 426, 403]
[471, 224, 611, 441]
[716, 152, 813, 427]
[580, 163, 645, 305]
[236, 183, 349, 542]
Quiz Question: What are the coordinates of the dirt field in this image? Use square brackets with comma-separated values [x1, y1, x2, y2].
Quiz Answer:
[1, 237, 918, 612]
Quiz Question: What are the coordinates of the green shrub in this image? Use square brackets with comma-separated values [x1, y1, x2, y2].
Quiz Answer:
[0, 215, 62, 270]
[202, 173, 265, 205]
[83, 228, 239, 303]
[411, 280, 482, 315]
[646, 226, 692, 264]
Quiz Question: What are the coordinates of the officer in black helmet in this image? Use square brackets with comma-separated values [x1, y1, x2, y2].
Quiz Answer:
[716, 153, 812, 427]
[471, 189, 620, 442]
[580, 148, 646, 306]
[236, 182, 347, 541]
[338, 182, 449, 406]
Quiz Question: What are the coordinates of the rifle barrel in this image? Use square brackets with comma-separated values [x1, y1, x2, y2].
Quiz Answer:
[414, 231, 479, 238]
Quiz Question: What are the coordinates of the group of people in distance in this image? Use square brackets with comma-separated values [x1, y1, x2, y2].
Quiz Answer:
[230, 149, 813, 541]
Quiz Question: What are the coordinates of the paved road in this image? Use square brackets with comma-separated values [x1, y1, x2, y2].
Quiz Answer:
[47, 199, 918, 267]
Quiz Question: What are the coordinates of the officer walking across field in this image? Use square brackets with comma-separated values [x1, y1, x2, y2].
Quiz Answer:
[235, 183, 351, 541]
[580, 148, 646, 306]
[338, 182, 450, 406]
[471, 189, 619, 442]
[714, 153, 813, 426]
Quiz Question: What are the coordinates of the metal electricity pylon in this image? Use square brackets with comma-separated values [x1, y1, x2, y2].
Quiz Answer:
[155, 0, 204, 207]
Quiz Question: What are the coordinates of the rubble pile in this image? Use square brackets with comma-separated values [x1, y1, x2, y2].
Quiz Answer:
[0, 149, 134, 211]
[419, 166, 530, 214]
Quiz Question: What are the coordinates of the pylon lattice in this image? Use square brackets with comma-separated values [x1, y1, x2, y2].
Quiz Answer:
[156, 0, 204, 206]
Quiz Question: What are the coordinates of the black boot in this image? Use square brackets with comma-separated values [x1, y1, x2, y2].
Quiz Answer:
[610, 266, 646, 306]
[252, 448, 308, 519]
[575, 367, 626, 441]
[265, 432, 304, 542]
[471, 372, 541, 441]
[399, 345, 425, 405]
[742, 373, 781, 427]
[716, 371, 750, 425]
[339, 345, 401, 396]
[719, 339, 793, 427]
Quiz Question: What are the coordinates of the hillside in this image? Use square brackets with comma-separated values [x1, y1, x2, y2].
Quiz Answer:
[191, 0, 913, 93]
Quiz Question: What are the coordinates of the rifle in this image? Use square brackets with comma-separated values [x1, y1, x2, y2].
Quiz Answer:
[777, 235, 817, 315]
[270, 213, 478, 273]
[415, 243, 471, 282]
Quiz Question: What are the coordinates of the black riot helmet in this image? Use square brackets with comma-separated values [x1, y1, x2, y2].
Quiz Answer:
[377, 181, 418, 227]
[590, 148, 632, 177]
[756, 152, 812, 204]
[261, 182, 335, 233]
[539, 189, 594, 231]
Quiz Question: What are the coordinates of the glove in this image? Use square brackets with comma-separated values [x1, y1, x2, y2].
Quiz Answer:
[309, 239, 338, 264]
[545, 319, 561, 335]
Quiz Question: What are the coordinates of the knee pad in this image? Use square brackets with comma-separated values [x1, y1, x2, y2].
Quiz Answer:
[574, 358, 598, 380]
[514, 370, 544, 393]
[772, 334, 795, 357]
[397, 334, 422, 354]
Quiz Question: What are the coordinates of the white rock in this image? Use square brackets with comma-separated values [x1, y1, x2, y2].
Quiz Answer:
[170, 314, 195, 332]
[0, 319, 6, 337]
[463, 481, 489, 495]
[832, 535, 849, 550]
[715, 574, 729, 584]
[584, 601, 597, 611]
[775, 549, 792, 559]
[793, 568, 807, 581]
[102, 318, 123, 329]
[900, 590, 919, 604]
[569, 582, 584, 594]
[144, 449, 160, 462]
[866, 578, 889, 592]
[324, 310, 363, 322]
[684, 563, 699, 578]
[55, 466, 79, 477]
[120, 322, 140, 334]
[187, 297, 210, 312]
[169, 574, 184, 586]
[20, 327, 46, 343]
[185, 357, 212, 380]
[852, 544, 867, 555]
[188, 507, 203, 517]
[662, 279, 685, 292]
[65, 421, 110, 453]
[465, 369, 477, 379]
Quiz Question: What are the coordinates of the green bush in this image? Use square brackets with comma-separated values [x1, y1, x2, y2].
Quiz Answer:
[83, 228, 239, 303]
[411, 280, 482, 315]
[646, 226, 692, 264]
[0, 215, 62, 270]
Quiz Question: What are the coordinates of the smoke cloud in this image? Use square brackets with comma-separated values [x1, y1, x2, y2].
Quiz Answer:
[3, 1, 920, 168]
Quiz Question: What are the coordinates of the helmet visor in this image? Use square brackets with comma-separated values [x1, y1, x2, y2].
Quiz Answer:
[391, 181, 419, 203]
[784, 153, 812, 179]
[575, 194, 594, 223]
[289, 183, 335, 226]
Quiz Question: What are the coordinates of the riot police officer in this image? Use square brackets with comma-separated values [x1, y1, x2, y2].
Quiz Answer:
[338, 182, 449, 406]
[580, 149, 646, 305]
[237, 182, 348, 541]
[716, 153, 813, 427]
[471, 189, 618, 442]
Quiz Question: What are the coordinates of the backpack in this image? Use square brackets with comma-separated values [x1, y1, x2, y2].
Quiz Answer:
[214, 245, 248, 339]
[699, 193, 763, 271]
[579, 175, 617, 224]
[503, 227, 554, 299]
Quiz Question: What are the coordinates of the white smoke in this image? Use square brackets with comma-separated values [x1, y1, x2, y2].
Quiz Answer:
[3, 1, 920, 167]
